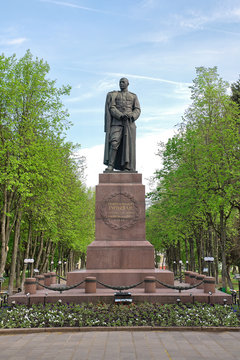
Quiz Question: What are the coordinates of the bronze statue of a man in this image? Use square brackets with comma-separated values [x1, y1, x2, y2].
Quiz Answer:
[104, 78, 141, 172]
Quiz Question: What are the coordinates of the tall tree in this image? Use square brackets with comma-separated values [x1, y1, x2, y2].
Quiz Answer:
[0, 50, 70, 282]
[148, 67, 240, 289]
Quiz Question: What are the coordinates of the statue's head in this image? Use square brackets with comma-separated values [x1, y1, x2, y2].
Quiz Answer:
[119, 77, 129, 90]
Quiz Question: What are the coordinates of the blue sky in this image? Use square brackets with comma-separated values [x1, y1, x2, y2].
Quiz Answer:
[1, 0, 240, 189]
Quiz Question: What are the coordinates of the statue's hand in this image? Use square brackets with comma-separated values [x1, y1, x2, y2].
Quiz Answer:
[121, 115, 130, 121]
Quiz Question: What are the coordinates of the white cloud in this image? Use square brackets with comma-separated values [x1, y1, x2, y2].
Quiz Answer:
[105, 72, 191, 87]
[66, 92, 93, 103]
[67, 79, 116, 103]
[79, 144, 105, 189]
[140, 0, 158, 8]
[141, 105, 188, 123]
[230, 7, 240, 18]
[141, 32, 170, 43]
[193, 49, 224, 55]
[70, 108, 102, 114]
[173, 84, 191, 100]
[137, 129, 174, 191]
[40, 0, 109, 14]
[178, 7, 240, 31]
[79, 128, 174, 193]
[95, 79, 117, 92]
[0, 37, 27, 45]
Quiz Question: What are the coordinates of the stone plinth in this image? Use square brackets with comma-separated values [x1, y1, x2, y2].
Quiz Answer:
[94, 173, 146, 242]
[67, 269, 174, 289]
[86, 241, 154, 269]
[86, 173, 154, 270]
[67, 172, 174, 289]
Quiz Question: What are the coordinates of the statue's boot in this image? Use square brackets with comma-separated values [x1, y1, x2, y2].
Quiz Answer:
[124, 162, 131, 171]
[105, 148, 117, 172]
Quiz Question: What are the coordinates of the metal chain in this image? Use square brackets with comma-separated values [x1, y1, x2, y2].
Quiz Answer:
[96, 279, 144, 291]
[55, 274, 67, 281]
[36, 280, 85, 293]
[155, 279, 205, 293]
[36, 278, 205, 294]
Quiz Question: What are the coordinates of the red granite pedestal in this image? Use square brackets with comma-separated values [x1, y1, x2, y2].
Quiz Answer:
[8, 173, 232, 305]
[67, 173, 174, 288]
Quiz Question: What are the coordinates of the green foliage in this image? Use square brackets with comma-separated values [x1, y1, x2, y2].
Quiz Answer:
[0, 50, 71, 196]
[0, 50, 95, 282]
[0, 303, 239, 328]
[231, 76, 240, 107]
[147, 67, 240, 282]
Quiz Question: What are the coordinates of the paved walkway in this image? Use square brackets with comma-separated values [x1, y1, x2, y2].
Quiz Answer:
[0, 330, 240, 360]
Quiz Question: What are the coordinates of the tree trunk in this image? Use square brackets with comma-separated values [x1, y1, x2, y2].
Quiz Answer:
[184, 237, 188, 263]
[226, 264, 233, 289]
[0, 188, 18, 277]
[40, 239, 52, 273]
[21, 219, 32, 289]
[213, 231, 219, 283]
[15, 249, 21, 289]
[208, 226, 215, 277]
[31, 233, 38, 260]
[189, 238, 195, 271]
[8, 210, 22, 295]
[195, 229, 202, 273]
[34, 231, 44, 272]
[0, 187, 8, 277]
[80, 252, 86, 269]
[219, 207, 227, 290]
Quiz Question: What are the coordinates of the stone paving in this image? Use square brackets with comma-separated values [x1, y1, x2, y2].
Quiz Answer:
[0, 330, 240, 360]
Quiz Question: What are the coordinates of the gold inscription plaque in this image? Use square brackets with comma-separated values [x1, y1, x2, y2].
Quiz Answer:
[100, 192, 139, 230]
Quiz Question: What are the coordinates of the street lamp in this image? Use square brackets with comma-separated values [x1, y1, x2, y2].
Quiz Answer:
[179, 260, 183, 283]
[230, 289, 237, 305]
[208, 291, 212, 304]
[44, 292, 48, 306]
[185, 260, 189, 271]
[234, 274, 240, 305]
[0, 276, 5, 293]
[176, 298, 181, 305]
[24, 259, 34, 277]
[204, 257, 214, 277]
[26, 292, 30, 307]
[64, 261, 67, 276]
[50, 261, 54, 272]
[29, 259, 34, 277]
[173, 261, 176, 276]
[58, 261, 62, 284]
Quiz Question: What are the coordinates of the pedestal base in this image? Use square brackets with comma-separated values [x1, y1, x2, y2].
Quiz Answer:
[67, 269, 174, 289]
[86, 241, 154, 269]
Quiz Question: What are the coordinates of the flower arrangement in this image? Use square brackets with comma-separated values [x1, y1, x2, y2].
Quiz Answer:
[0, 302, 239, 329]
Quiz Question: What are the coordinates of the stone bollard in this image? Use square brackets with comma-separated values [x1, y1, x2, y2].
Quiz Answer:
[44, 273, 52, 287]
[189, 272, 196, 285]
[184, 271, 191, 284]
[144, 276, 156, 293]
[85, 277, 96, 293]
[204, 276, 216, 294]
[193, 272, 200, 285]
[35, 275, 45, 290]
[196, 274, 205, 289]
[50, 272, 57, 284]
[24, 278, 36, 295]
